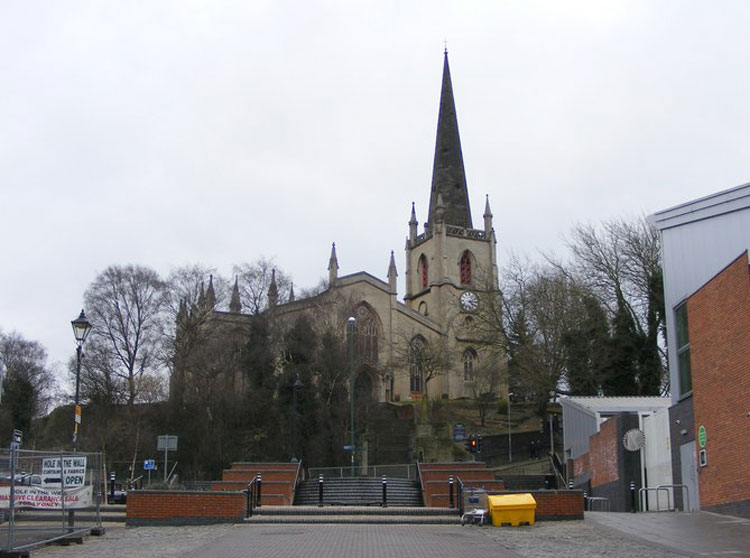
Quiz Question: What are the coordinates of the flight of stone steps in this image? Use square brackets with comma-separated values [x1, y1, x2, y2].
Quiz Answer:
[294, 477, 422, 507]
[246, 505, 460, 525]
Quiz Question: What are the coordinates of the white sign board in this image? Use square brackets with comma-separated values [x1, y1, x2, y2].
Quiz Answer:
[41, 456, 87, 487]
[157, 436, 178, 451]
[0, 485, 93, 509]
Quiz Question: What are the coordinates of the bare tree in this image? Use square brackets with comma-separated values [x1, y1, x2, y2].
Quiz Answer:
[391, 331, 453, 399]
[234, 257, 291, 314]
[83, 264, 167, 406]
[499, 257, 595, 410]
[566, 217, 665, 394]
[467, 357, 501, 427]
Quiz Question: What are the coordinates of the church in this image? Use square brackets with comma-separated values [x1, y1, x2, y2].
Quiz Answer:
[178, 51, 506, 410]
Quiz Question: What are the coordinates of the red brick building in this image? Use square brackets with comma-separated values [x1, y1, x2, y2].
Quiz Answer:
[687, 252, 750, 516]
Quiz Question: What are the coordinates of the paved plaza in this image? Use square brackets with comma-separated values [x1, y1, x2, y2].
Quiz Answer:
[29, 512, 750, 558]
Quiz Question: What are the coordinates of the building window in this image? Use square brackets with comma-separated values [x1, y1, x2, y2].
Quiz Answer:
[463, 348, 477, 381]
[384, 374, 394, 402]
[409, 336, 426, 393]
[419, 255, 429, 289]
[675, 302, 692, 396]
[355, 305, 379, 364]
[418, 301, 428, 316]
[460, 252, 472, 285]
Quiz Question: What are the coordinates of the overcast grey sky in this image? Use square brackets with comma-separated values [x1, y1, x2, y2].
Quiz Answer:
[2, 1, 750, 379]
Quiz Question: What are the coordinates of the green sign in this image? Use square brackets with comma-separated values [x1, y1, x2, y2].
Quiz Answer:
[698, 425, 707, 448]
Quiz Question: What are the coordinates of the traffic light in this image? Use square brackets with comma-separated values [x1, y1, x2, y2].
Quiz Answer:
[476, 435, 483, 454]
[465, 437, 472, 453]
[469, 435, 478, 454]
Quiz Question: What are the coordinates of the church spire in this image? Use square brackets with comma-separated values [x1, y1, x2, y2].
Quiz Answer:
[483, 194, 493, 236]
[268, 269, 279, 308]
[229, 275, 242, 313]
[427, 50, 472, 229]
[205, 274, 216, 308]
[409, 202, 418, 242]
[289, 282, 295, 302]
[387, 250, 398, 293]
[328, 242, 339, 286]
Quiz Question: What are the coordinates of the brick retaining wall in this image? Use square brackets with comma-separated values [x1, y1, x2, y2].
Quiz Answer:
[126, 490, 245, 526]
[487, 490, 584, 520]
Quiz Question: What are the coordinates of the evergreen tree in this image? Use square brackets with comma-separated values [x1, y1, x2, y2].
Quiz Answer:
[563, 294, 609, 395]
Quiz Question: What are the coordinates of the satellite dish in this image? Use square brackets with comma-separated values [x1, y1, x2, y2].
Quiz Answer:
[623, 428, 645, 452]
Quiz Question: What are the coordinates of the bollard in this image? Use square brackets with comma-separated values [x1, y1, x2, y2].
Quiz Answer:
[583, 491, 588, 511]
[318, 474, 324, 507]
[109, 472, 116, 503]
[448, 475, 454, 509]
[382, 475, 387, 507]
[257, 473, 262, 508]
[568, 479, 573, 490]
[630, 481, 636, 513]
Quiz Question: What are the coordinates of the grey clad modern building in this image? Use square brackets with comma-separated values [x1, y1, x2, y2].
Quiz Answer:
[650, 182, 750, 516]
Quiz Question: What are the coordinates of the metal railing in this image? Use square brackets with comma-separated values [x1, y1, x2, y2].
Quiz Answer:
[244, 474, 262, 517]
[0, 449, 104, 554]
[307, 464, 416, 479]
[455, 475, 466, 516]
[638, 487, 671, 511]
[657, 484, 691, 512]
[586, 496, 610, 511]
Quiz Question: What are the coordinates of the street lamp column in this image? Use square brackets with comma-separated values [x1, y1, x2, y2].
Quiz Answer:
[292, 375, 303, 461]
[71, 310, 92, 452]
[507, 391, 514, 463]
[347, 316, 356, 476]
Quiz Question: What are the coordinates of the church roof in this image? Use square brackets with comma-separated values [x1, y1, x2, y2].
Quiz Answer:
[428, 50, 472, 229]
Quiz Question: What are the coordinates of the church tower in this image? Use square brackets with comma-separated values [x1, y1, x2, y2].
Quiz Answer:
[405, 51, 499, 328]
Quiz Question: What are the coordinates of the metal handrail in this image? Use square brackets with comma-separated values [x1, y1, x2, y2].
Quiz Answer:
[550, 452, 567, 488]
[638, 487, 671, 511]
[657, 484, 691, 512]
[455, 475, 466, 516]
[308, 463, 416, 479]
[245, 474, 261, 518]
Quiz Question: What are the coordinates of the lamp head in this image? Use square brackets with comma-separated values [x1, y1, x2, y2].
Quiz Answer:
[71, 309, 93, 346]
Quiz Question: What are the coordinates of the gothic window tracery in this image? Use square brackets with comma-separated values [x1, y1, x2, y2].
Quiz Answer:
[409, 336, 426, 393]
[463, 348, 477, 381]
[354, 305, 379, 364]
[460, 251, 472, 285]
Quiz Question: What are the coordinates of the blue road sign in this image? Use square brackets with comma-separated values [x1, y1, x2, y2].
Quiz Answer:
[144, 459, 156, 470]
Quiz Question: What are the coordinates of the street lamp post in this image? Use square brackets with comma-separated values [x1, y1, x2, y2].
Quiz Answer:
[507, 391, 514, 463]
[548, 390, 556, 458]
[347, 316, 356, 476]
[291, 375, 303, 461]
[71, 310, 92, 452]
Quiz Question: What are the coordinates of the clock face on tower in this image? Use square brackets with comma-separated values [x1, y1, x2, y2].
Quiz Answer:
[460, 291, 478, 312]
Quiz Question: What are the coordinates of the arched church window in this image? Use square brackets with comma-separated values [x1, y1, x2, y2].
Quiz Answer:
[409, 336, 426, 393]
[460, 251, 472, 285]
[463, 348, 477, 381]
[419, 255, 429, 289]
[354, 305, 379, 364]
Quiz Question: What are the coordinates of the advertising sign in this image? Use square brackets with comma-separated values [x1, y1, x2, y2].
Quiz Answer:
[0, 485, 93, 509]
[41, 456, 87, 487]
